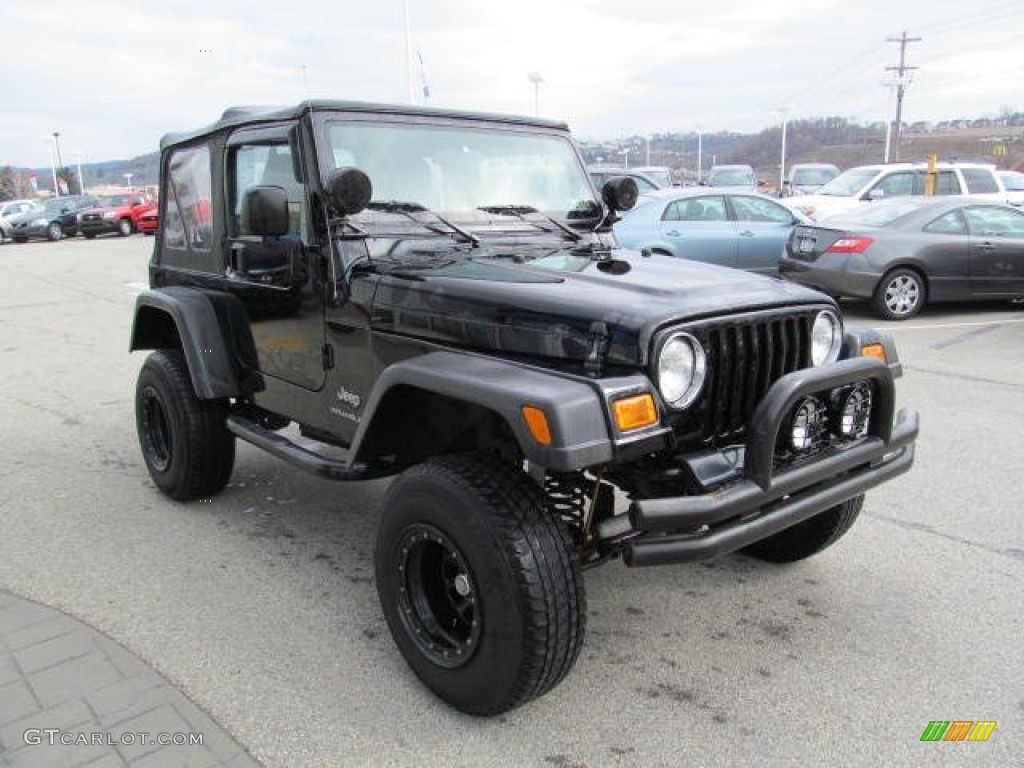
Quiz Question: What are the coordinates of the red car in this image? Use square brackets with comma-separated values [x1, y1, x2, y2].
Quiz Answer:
[78, 192, 156, 238]
[136, 207, 159, 235]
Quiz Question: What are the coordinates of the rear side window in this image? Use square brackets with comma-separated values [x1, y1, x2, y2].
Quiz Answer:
[730, 195, 793, 223]
[960, 169, 999, 194]
[164, 145, 212, 251]
[923, 211, 967, 235]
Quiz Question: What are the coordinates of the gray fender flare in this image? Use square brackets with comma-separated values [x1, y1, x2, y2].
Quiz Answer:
[350, 351, 616, 471]
[130, 286, 262, 399]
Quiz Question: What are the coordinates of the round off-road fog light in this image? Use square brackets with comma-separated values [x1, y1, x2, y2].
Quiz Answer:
[790, 396, 827, 452]
[836, 383, 872, 438]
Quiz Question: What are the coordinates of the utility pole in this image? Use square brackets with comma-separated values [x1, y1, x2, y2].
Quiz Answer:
[885, 31, 920, 162]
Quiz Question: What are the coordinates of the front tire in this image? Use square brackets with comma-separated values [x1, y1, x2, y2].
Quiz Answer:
[872, 268, 925, 320]
[742, 495, 864, 563]
[375, 455, 586, 716]
[135, 349, 235, 501]
[46, 222, 63, 241]
[117, 218, 133, 236]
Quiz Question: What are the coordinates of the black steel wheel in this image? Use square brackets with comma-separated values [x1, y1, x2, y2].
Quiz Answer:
[118, 218, 133, 236]
[375, 454, 586, 716]
[742, 495, 864, 563]
[46, 221, 63, 241]
[135, 349, 235, 501]
[872, 268, 925, 321]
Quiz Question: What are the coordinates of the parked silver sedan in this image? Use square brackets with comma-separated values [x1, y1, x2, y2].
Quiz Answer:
[779, 197, 1024, 320]
[613, 187, 807, 274]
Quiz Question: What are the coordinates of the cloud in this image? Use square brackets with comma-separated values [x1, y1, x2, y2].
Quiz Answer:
[2, 0, 1021, 167]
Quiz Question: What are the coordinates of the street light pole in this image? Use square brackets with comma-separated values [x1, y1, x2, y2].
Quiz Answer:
[778, 107, 789, 190]
[47, 139, 59, 197]
[644, 136, 651, 166]
[74, 150, 85, 195]
[696, 127, 702, 184]
[124, 173, 133, 192]
[527, 71, 544, 117]
[52, 132, 64, 170]
[621, 147, 630, 169]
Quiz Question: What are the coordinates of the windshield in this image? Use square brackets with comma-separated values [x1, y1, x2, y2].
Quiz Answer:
[1000, 172, 1024, 191]
[326, 122, 600, 221]
[707, 168, 754, 186]
[792, 167, 838, 186]
[99, 194, 131, 207]
[817, 168, 880, 197]
[635, 168, 673, 187]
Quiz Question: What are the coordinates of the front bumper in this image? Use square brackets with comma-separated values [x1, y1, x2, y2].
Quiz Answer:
[79, 219, 121, 235]
[620, 357, 918, 566]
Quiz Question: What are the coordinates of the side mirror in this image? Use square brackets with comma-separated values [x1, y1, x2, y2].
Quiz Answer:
[240, 185, 289, 236]
[867, 188, 886, 201]
[601, 176, 638, 212]
[327, 167, 372, 216]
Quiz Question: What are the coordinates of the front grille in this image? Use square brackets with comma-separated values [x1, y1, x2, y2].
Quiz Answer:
[693, 312, 814, 443]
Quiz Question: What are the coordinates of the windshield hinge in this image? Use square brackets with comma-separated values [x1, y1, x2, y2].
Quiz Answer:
[584, 321, 609, 377]
[322, 343, 335, 370]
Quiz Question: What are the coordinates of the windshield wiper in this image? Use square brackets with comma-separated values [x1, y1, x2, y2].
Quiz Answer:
[477, 205, 582, 242]
[366, 201, 480, 247]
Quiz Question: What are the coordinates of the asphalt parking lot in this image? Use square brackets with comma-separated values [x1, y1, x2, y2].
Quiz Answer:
[1, 235, 1021, 767]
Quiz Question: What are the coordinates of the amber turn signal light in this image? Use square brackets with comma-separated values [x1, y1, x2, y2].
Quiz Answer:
[860, 343, 887, 363]
[521, 406, 552, 446]
[613, 393, 658, 432]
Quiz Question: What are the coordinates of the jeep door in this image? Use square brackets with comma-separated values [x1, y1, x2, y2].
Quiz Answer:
[225, 127, 327, 391]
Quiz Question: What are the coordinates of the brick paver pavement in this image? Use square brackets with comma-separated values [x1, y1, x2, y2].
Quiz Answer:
[0, 590, 260, 768]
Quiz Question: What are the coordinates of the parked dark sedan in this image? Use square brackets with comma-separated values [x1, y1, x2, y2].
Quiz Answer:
[8, 195, 96, 242]
[613, 187, 807, 274]
[779, 197, 1024, 320]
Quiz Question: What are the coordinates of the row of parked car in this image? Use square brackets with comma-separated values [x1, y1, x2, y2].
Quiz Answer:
[600, 160, 1024, 320]
[0, 193, 158, 243]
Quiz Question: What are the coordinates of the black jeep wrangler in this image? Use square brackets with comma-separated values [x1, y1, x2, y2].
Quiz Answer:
[131, 101, 918, 716]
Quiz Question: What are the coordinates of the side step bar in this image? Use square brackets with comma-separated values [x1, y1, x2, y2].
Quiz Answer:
[226, 414, 394, 481]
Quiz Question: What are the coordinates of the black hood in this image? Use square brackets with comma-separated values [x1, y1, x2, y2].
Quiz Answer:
[369, 246, 831, 367]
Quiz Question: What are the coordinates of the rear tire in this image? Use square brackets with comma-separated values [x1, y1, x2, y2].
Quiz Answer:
[872, 268, 925, 321]
[742, 495, 864, 563]
[135, 349, 235, 501]
[375, 454, 586, 716]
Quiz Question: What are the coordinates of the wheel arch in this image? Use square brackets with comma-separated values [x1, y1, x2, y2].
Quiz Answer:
[130, 287, 263, 399]
[350, 351, 615, 473]
[878, 262, 930, 298]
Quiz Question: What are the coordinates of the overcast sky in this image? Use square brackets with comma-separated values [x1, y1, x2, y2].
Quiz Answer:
[3, 0, 1022, 168]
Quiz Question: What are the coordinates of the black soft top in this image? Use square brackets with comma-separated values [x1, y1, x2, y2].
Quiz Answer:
[160, 100, 570, 150]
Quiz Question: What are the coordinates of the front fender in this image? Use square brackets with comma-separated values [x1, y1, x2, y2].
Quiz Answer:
[350, 351, 618, 471]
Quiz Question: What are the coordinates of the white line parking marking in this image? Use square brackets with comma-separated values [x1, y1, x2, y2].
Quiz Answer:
[887, 318, 1024, 331]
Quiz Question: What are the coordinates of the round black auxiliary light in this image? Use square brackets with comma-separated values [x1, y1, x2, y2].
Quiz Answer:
[790, 396, 827, 452]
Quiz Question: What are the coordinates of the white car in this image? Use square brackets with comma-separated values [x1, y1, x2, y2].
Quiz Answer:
[997, 170, 1024, 206]
[780, 162, 1008, 221]
[0, 199, 40, 241]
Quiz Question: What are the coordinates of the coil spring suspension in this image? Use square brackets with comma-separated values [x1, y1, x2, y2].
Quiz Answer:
[544, 471, 592, 546]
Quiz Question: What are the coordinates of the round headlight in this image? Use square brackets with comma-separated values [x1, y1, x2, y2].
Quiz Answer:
[811, 310, 842, 366]
[657, 333, 706, 408]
